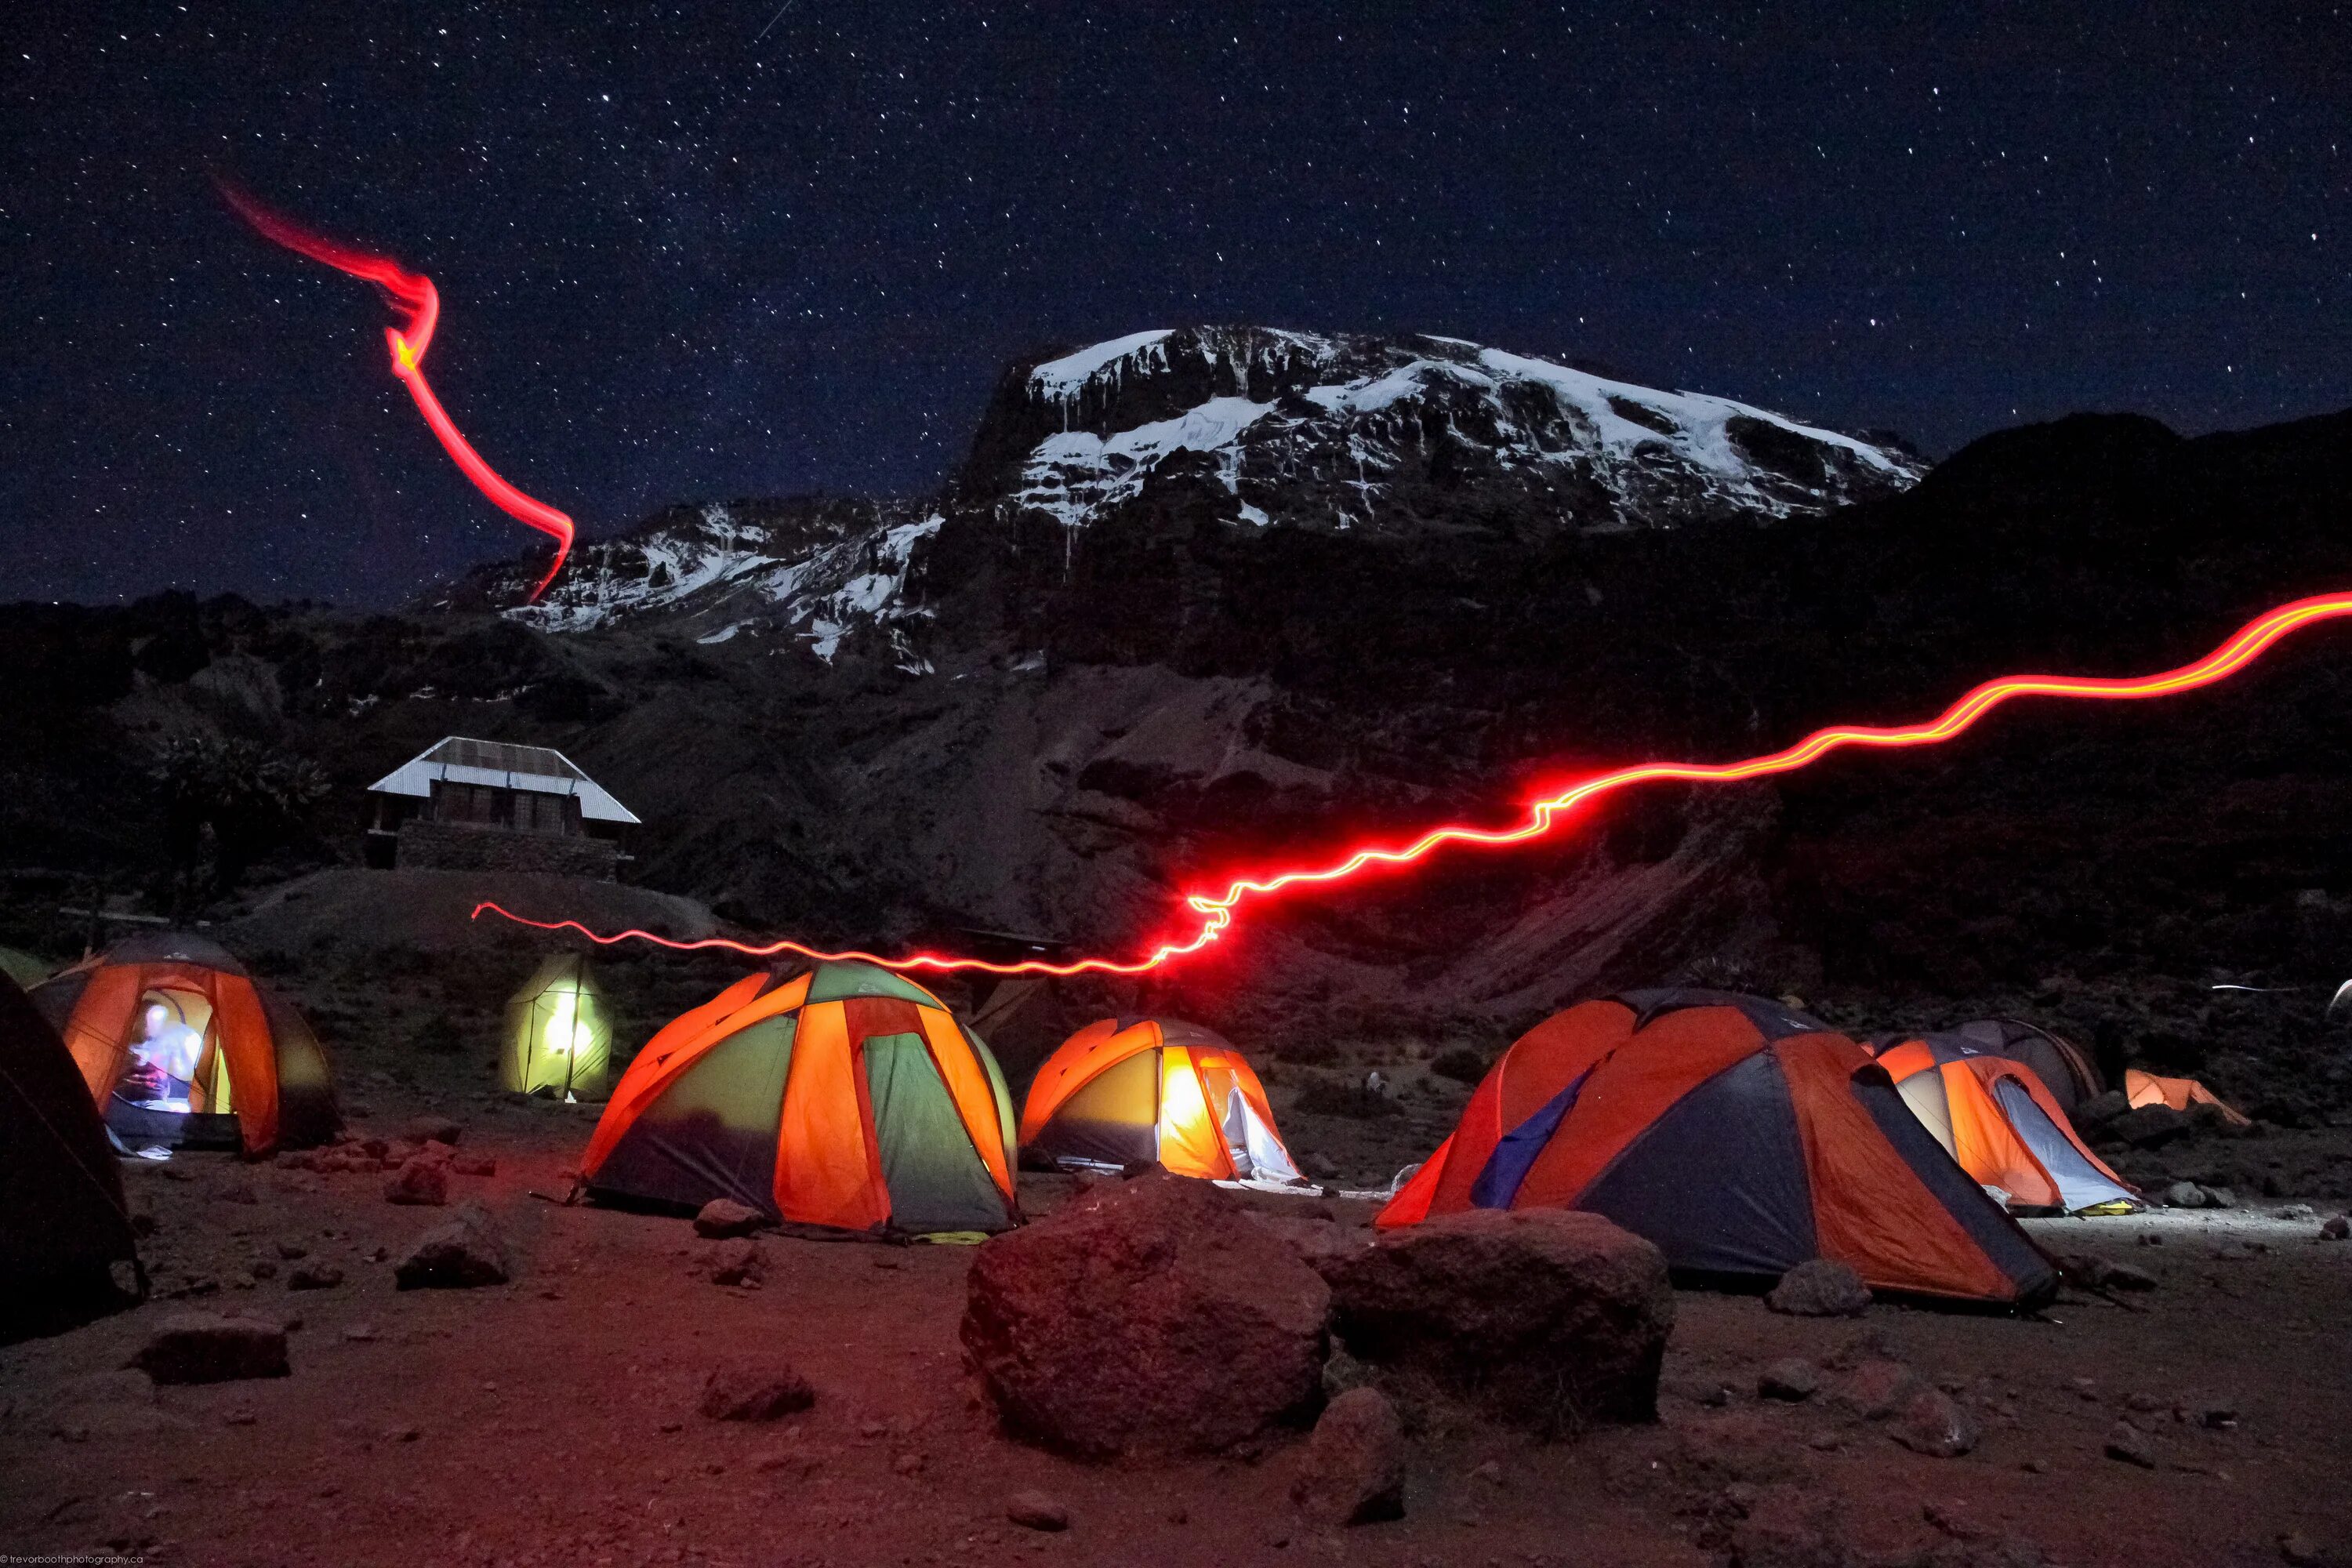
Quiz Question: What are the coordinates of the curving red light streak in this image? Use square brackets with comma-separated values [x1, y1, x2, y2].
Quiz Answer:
[217, 179, 574, 601]
[475, 587, 2352, 975]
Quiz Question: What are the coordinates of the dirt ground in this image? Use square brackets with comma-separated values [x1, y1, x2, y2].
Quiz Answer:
[5, 1004, 2352, 1568]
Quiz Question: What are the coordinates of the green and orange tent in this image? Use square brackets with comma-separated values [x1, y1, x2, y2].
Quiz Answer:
[1022, 1017, 1305, 1185]
[582, 960, 1018, 1236]
[1378, 989, 2056, 1308]
[30, 932, 340, 1158]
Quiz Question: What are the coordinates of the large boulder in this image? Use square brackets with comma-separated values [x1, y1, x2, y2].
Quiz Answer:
[394, 1202, 512, 1290]
[960, 1171, 1330, 1457]
[2108, 1105, 2192, 1149]
[1325, 1208, 1672, 1432]
[129, 1313, 289, 1385]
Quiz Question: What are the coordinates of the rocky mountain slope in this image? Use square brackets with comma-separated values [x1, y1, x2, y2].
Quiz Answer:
[5, 329, 2349, 1118]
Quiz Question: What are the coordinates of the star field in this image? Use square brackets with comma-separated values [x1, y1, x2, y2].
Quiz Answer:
[1, 2, 2345, 604]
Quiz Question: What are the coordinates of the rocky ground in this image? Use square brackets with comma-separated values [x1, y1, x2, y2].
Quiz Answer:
[4, 997, 2350, 1568]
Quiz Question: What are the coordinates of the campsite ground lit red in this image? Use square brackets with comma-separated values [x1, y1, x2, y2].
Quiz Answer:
[3, 1054, 2348, 1568]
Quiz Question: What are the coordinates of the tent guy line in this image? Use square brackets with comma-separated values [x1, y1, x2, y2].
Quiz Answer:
[475, 586, 2352, 975]
[215, 180, 576, 602]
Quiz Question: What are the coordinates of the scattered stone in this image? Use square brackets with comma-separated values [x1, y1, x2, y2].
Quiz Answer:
[891, 1451, 925, 1477]
[1890, 1388, 1981, 1457]
[248, 1259, 278, 1282]
[2103, 1421, 2158, 1468]
[1004, 1490, 1069, 1533]
[1470, 1459, 1504, 1486]
[2278, 1533, 2326, 1566]
[2196, 1400, 2240, 1430]
[2102, 1261, 2158, 1292]
[1291, 1387, 1405, 1526]
[343, 1323, 377, 1343]
[1301, 1152, 1343, 1180]
[1766, 1258, 1871, 1318]
[449, 1153, 497, 1178]
[693, 1198, 764, 1240]
[699, 1361, 816, 1422]
[709, 1239, 764, 1287]
[2274, 1203, 2318, 1222]
[1325, 1207, 1672, 1432]
[2111, 1105, 2192, 1149]
[2204, 1185, 2240, 1210]
[2321, 1216, 2349, 1241]
[405, 1116, 463, 1146]
[2164, 1181, 2208, 1209]
[129, 1313, 289, 1385]
[383, 1158, 450, 1207]
[1829, 1359, 1927, 1422]
[274, 1239, 310, 1261]
[286, 1264, 344, 1291]
[216, 1181, 259, 1205]
[1759, 1359, 1821, 1402]
[962, 1172, 1330, 1457]
[393, 1203, 512, 1290]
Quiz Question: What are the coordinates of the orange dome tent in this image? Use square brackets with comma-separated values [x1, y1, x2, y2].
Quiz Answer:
[1022, 1017, 1305, 1185]
[582, 960, 1018, 1236]
[1873, 1033, 2138, 1214]
[2124, 1068, 2250, 1126]
[30, 932, 340, 1158]
[1378, 989, 2056, 1308]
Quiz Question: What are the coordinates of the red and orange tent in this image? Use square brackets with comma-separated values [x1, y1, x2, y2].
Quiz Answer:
[1378, 989, 2056, 1307]
[1873, 1033, 2138, 1214]
[583, 960, 1018, 1236]
[1022, 1017, 1305, 1185]
[31, 932, 339, 1158]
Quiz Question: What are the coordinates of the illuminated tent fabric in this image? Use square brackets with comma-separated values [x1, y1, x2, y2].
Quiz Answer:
[1377, 989, 2056, 1308]
[1, 971, 140, 1331]
[2124, 1068, 2251, 1126]
[582, 960, 1019, 1236]
[501, 954, 612, 1100]
[1873, 1033, 2138, 1214]
[1947, 1017, 2103, 1112]
[1021, 1017, 1305, 1184]
[0, 946, 50, 989]
[29, 932, 340, 1158]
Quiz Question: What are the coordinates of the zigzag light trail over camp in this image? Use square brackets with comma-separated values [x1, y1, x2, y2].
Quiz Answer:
[477, 587, 2352, 975]
[217, 180, 575, 601]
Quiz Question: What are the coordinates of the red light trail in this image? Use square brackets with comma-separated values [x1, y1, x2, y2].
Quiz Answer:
[476, 587, 2352, 975]
[217, 180, 574, 601]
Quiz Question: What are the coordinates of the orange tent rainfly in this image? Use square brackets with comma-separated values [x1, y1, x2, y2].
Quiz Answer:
[1022, 1017, 1307, 1186]
[2124, 1068, 2251, 1126]
[1873, 1033, 2139, 1215]
[30, 932, 340, 1158]
[582, 960, 1019, 1236]
[1378, 989, 2056, 1308]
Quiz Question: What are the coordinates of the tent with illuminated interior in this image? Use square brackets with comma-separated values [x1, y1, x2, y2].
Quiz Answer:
[1021, 1017, 1306, 1186]
[1872, 1033, 2138, 1215]
[502, 954, 612, 1100]
[1377, 989, 2056, 1308]
[28, 932, 340, 1158]
[1945, 1017, 2103, 1113]
[580, 960, 1018, 1236]
[2124, 1068, 2251, 1126]
[2, 970, 141, 1335]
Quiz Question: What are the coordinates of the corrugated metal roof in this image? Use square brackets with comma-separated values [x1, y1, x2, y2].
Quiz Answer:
[366, 735, 640, 826]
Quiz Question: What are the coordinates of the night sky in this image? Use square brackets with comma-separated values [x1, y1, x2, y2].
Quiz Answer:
[3, 3, 2345, 607]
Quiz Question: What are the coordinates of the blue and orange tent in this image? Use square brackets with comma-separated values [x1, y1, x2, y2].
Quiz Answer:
[1378, 989, 2056, 1308]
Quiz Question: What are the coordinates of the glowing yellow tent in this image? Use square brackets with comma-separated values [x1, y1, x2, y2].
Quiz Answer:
[503, 954, 612, 1100]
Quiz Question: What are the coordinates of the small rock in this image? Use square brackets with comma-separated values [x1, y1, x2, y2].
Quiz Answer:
[891, 1451, 925, 1477]
[2278, 1533, 2326, 1566]
[699, 1361, 815, 1421]
[1470, 1459, 1504, 1486]
[1291, 1386, 1405, 1526]
[343, 1323, 377, 1343]
[2103, 1421, 2158, 1468]
[1765, 1258, 1871, 1317]
[129, 1313, 290, 1385]
[2164, 1181, 2208, 1209]
[2072, 1090, 2130, 1131]
[1828, 1359, 1926, 1421]
[215, 1181, 259, 1205]
[1890, 1388, 1981, 1457]
[1758, 1359, 1821, 1402]
[393, 1202, 511, 1290]
[405, 1116, 463, 1146]
[2203, 1185, 2239, 1210]
[693, 1198, 764, 1240]
[2197, 1400, 2239, 1430]
[248, 1260, 278, 1282]
[1005, 1490, 1069, 1533]
[709, 1239, 764, 1287]
[2320, 1216, 2349, 1241]
[2112, 1105, 2192, 1149]
[1302, 1152, 1343, 1180]
[286, 1264, 344, 1291]
[2102, 1261, 2158, 1291]
[274, 1239, 310, 1261]
[2274, 1204, 2318, 1222]
[383, 1158, 450, 1207]
[449, 1153, 497, 1178]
